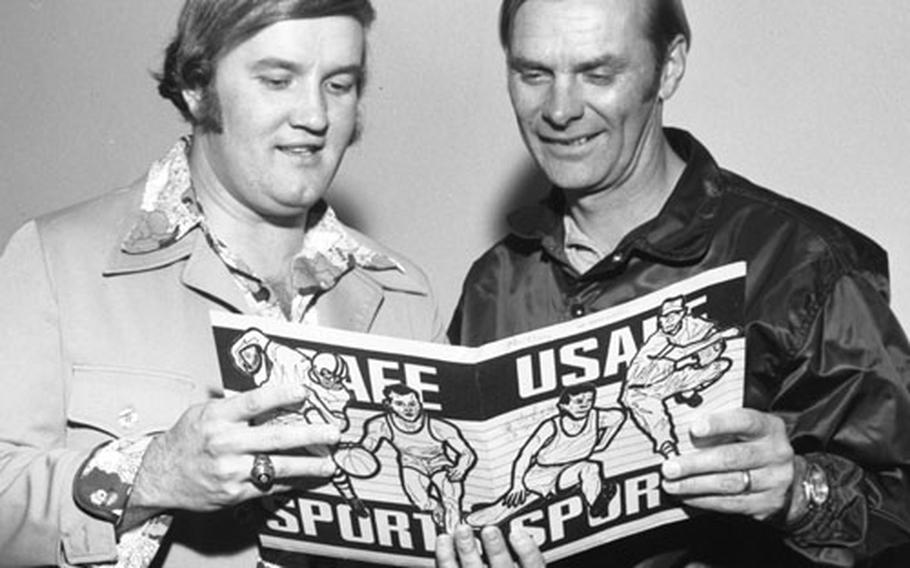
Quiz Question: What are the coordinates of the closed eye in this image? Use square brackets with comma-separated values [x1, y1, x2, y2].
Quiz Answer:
[258, 74, 292, 90]
[325, 75, 357, 95]
[584, 72, 616, 86]
[509, 64, 552, 86]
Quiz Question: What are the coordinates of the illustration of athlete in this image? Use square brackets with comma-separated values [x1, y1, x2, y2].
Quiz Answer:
[229, 328, 369, 516]
[355, 384, 476, 533]
[466, 384, 626, 527]
[620, 296, 740, 459]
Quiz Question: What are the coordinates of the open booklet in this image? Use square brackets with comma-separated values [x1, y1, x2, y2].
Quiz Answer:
[211, 262, 746, 566]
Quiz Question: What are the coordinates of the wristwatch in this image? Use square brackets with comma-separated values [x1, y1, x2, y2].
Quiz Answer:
[801, 461, 830, 512]
[786, 459, 831, 534]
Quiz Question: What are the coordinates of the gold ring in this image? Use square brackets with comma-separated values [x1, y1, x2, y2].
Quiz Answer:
[741, 469, 753, 493]
[251, 454, 275, 491]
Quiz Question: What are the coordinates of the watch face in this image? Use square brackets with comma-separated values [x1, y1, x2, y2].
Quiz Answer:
[804, 464, 830, 507]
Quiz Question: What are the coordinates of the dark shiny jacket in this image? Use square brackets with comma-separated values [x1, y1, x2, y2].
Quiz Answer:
[449, 129, 910, 566]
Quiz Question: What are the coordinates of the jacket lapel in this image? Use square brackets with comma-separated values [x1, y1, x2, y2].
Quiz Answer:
[180, 233, 249, 313]
[317, 268, 383, 333]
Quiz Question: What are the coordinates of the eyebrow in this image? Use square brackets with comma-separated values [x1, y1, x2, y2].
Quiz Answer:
[251, 57, 302, 73]
[250, 58, 365, 79]
[508, 53, 629, 74]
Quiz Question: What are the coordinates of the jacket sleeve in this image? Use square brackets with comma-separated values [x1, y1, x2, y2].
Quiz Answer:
[775, 271, 910, 565]
[0, 221, 118, 566]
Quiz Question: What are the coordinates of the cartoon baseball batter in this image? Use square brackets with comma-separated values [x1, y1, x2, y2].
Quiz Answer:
[620, 296, 739, 458]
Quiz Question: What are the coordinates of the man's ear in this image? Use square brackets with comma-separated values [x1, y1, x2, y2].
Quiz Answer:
[658, 35, 688, 102]
[182, 88, 203, 119]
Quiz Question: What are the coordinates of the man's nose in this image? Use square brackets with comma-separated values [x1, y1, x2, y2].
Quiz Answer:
[290, 82, 329, 134]
[543, 76, 584, 127]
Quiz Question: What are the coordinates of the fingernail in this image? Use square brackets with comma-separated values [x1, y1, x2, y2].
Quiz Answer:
[481, 526, 502, 543]
[663, 460, 681, 478]
[663, 479, 679, 492]
[691, 418, 709, 437]
[455, 525, 474, 543]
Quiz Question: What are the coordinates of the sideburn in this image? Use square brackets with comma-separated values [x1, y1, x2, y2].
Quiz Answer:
[195, 85, 224, 134]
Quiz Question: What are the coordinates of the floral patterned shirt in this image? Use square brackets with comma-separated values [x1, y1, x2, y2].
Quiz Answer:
[73, 137, 403, 567]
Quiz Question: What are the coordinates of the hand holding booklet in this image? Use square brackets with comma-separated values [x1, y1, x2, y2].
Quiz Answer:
[211, 262, 747, 566]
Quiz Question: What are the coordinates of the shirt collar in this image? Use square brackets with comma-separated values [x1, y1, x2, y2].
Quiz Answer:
[120, 137, 201, 255]
[507, 128, 723, 266]
[114, 137, 403, 289]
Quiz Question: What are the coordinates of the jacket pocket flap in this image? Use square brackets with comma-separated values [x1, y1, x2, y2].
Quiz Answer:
[69, 366, 196, 437]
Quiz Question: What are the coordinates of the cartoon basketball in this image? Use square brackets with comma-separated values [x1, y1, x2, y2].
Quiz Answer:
[334, 445, 380, 478]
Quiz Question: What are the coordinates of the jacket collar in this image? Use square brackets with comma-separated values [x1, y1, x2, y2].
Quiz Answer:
[507, 128, 724, 266]
[105, 224, 424, 330]
[102, 139, 422, 323]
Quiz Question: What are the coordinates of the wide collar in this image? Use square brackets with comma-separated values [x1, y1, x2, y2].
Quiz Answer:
[101, 139, 422, 328]
[105, 227, 424, 332]
[507, 128, 724, 268]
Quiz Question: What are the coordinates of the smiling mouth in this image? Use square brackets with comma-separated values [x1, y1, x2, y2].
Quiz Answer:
[277, 143, 323, 156]
[540, 133, 601, 148]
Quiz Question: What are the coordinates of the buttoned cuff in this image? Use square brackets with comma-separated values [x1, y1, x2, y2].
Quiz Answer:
[74, 437, 154, 526]
[71, 437, 173, 567]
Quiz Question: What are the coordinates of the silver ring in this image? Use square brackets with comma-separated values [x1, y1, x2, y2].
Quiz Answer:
[741, 469, 752, 493]
[251, 454, 275, 491]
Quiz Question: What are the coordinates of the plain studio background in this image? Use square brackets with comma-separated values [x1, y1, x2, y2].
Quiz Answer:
[1, 1, 908, 328]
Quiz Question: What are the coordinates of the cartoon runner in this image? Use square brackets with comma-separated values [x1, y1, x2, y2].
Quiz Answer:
[620, 296, 740, 459]
[466, 384, 626, 527]
[355, 384, 476, 533]
[229, 328, 369, 517]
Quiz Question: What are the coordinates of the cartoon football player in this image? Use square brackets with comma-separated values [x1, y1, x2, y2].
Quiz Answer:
[229, 329, 368, 516]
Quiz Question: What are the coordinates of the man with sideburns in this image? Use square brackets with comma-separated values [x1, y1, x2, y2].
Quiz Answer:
[0, 1, 443, 566]
[439, 0, 910, 566]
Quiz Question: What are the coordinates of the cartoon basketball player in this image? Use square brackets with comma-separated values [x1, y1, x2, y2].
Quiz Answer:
[354, 384, 476, 533]
[466, 384, 626, 527]
[229, 328, 369, 516]
[620, 296, 740, 459]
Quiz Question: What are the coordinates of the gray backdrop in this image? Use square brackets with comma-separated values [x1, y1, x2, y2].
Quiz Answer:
[2, 0, 908, 325]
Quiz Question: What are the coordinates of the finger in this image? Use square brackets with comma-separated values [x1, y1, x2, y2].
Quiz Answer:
[509, 528, 546, 568]
[216, 383, 310, 422]
[268, 453, 337, 482]
[662, 440, 764, 480]
[435, 533, 459, 568]
[226, 452, 335, 490]
[479, 526, 514, 568]
[689, 408, 778, 442]
[663, 468, 755, 496]
[452, 524, 485, 568]
[673, 492, 768, 517]
[215, 422, 341, 454]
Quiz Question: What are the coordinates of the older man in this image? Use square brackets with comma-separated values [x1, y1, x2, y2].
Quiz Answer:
[0, 1, 442, 566]
[441, 0, 910, 566]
